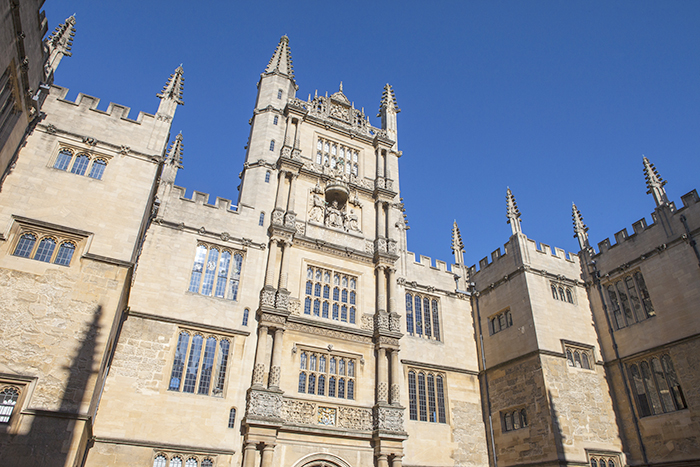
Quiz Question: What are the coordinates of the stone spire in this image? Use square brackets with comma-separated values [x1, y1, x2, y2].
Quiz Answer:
[265, 35, 294, 80]
[572, 203, 589, 251]
[166, 132, 184, 168]
[451, 220, 465, 265]
[377, 84, 400, 149]
[643, 156, 670, 207]
[506, 188, 522, 235]
[44, 15, 76, 81]
[156, 65, 184, 119]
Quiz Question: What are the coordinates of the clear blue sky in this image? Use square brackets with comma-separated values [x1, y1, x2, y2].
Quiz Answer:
[44, 1, 700, 268]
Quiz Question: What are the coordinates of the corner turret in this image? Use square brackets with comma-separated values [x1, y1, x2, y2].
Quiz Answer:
[572, 203, 589, 251]
[643, 156, 670, 208]
[377, 83, 400, 150]
[506, 188, 522, 235]
[44, 15, 76, 82]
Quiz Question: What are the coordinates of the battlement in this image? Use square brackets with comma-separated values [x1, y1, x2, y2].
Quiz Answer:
[406, 250, 466, 276]
[169, 186, 240, 213]
[594, 189, 700, 256]
[49, 85, 156, 125]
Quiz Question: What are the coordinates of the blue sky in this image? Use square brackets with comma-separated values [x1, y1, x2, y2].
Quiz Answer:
[43, 1, 700, 268]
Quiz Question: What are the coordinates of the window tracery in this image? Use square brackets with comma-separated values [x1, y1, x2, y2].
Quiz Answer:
[188, 244, 243, 301]
[0, 386, 20, 424]
[564, 344, 593, 370]
[53, 148, 108, 180]
[153, 453, 215, 467]
[489, 309, 512, 335]
[407, 370, 446, 423]
[405, 293, 441, 340]
[605, 271, 654, 330]
[550, 283, 574, 304]
[298, 349, 356, 400]
[12, 227, 79, 267]
[627, 353, 686, 417]
[168, 330, 231, 397]
[315, 137, 358, 176]
[304, 266, 357, 324]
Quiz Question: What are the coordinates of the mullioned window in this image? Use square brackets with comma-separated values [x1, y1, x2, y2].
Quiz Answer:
[297, 349, 356, 400]
[627, 353, 686, 417]
[168, 330, 231, 397]
[407, 370, 446, 423]
[53, 148, 108, 180]
[304, 266, 357, 324]
[606, 271, 654, 330]
[188, 244, 243, 301]
[405, 293, 441, 341]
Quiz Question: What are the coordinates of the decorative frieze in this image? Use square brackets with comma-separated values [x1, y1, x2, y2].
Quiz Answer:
[389, 313, 401, 333]
[318, 407, 337, 426]
[275, 289, 290, 311]
[338, 406, 373, 431]
[286, 321, 373, 344]
[375, 311, 390, 332]
[260, 288, 276, 308]
[281, 399, 315, 425]
[374, 406, 405, 433]
[246, 389, 283, 420]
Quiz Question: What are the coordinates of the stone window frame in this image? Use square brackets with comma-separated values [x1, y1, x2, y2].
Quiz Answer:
[404, 292, 441, 341]
[187, 243, 244, 301]
[407, 368, 447, 424]
[259, 212, 265, 226]
[626, 352, 686, 418]
[0, 375, 34, 435]
[152, 451, 216, 467]
[562, 340, 595, 371]
[50, 144, 112, 180]
[303, 264, 358, 325]
[7, 217, 88, 268]
[550, 282, 575, 304]
[315, 136, 359, 176]
[603, 269, 655, 331]
[586, 450, 622, 467]
[227, 407, 237, 429]
[501, 406, 528, 433]
[488, 308, 512, 335]
[167, 328, 233, 398]
[296, 345, 359, 401]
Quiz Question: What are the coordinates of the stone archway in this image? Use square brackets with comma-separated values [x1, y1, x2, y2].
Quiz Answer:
[292, 453, 353, 467]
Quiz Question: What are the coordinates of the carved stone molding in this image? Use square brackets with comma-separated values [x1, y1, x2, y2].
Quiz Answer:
[374, 406, 405, 433]
[378, 336, 400, 347]
[286, 322, 372, 344]
[252, 363, 266, 386]
[375, 238, 387, 254]
[269, 366, 281, 387]
[260, 313, 287, 325]
[272, 209, 285, 226]
[275, 289, 290, 311]
[246, 389, 283, 420]
[289, 299, 301, 316]
[260, 287, 276, 308]
[375, 311, 390, 332]
[360, 314, 374, 331]
[284, 212, 297, 229]
[281, 399, 315, 425]
[389, 313, 401, 333]
[338, 406, 373, 431]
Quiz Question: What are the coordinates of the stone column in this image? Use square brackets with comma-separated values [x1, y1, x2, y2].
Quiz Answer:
[252, 325, 269, 386]
[377, 347, 388, 403]
[274, 171, 286, 211]
[377, 266, 387, 313]
[390, 349, 401, 405]
[286, 174, 297, 213]
[387, 267, 397, 314]
[376, 149, 384, 178]
[277, 241, 290, 290]
[391, 454, 403, 467]
[264, 241, 279, 287]
[377, 454, 389, 467]
[242, 442, 258, 467]
[261, 444, 275, 467]
[268, 328, 284, 388]
[376, 201, 386, 238]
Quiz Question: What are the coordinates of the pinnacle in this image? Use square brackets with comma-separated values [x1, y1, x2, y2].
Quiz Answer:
[47, 15, 76, 56]
[166, 132, 184, 168]
[642, 156, 666, 192]
[377, 83, 400, 117]
[506, 188, 522, 235]
[157, 65, 184, 105]
[265, 35, 295, 79]
[451, 220, 465, 253]
[572, 203, 588, 237]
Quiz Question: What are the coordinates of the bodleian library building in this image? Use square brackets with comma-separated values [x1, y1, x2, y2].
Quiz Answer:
[1, 4, 699, 467]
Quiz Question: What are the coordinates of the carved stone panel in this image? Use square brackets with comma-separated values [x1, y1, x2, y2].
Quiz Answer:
[318, 407, 337, 426]
[275, 289, 290, 311]
[374, 406, 405, 433]
[247, 389, 283, 420]
[337, 406, 373, 431]
[260, 287, 276, 308]
[281, 399, 316, 425]
[389, 312, 401, 333]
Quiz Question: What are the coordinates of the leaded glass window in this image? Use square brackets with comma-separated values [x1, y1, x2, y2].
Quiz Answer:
[607, 271, 654, 330]
[408, 371, 418, 420]
[417, 373, 427, 421]
[88, 159, 107, 179]
[188, 245, 243, 301]
[168, 331, 231, 397]
[54, 149, 72, 170]
[54, 242, 76, 266]
[0, 387, 20, 423]
[304, 265, 357, 324]
[405, 293, 441, 341]
[228, 407, 236, 428]
[71, 154, 90, 175]
[153, 455, 167, 467]
[408, 371, 446, 424]
[490, 309, 513, 335]
[13, 233, 36, 258]
[503, 408, 528, 432]
[628, 354, 686, 417]
[298, 349, 356, 400]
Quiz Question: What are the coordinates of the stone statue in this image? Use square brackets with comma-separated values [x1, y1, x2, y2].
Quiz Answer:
[308, 193, 325, 223]
[325, 200, 343, 229]
[346, 209, 360, 232]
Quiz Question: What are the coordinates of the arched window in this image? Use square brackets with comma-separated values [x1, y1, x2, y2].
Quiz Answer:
[304, 297, 312, 314]
[54, 149, 73, 170]
[54, 242, 76, 266]
[273, 115, 279, 125]
[169, 457, 182, 467]
[436, 375, 446, 423]
[566, 349, 574, 367]
[552, 285, 558, 299]
[33, 238, 56, 262]
[581, 352, 590, 369]
[0, 386, 20, 423]
[558, 287, 565, 301]
[71, 154, 90, 175]
[269, 140, 275, 151]
[318, 374, 325, 395]
[308, 373, 316, 394]
[188, 245, 207, 293]
[277, 89, 282, 99]
[298, 372, 307, 393]
[328, 376, 336, 397]
[427, 374, 437, 422]
[200, 248, 219, 296]
[185, 458, 197, 467]
[202, 459, 213, 467]
[265, 171, 271, 183]
[242, 308, 250, 326]
[153, 455, 167, 467]
[574, 351, 582, 368]
[566, 288, 573, 303]
[347, 379, 354, 399]
[88, 159, 107, 179]
[338, 378, 345, 398]
[259, 212, 265, 226]
[13, 233, 36, 258]
[300, 352, 307, 370]
[590, 460, 597, 467]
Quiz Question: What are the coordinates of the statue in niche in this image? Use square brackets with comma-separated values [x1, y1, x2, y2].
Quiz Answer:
[325, 200, 343, 229]
[346, 209, 360, 232]
[308, 193, 325, 223]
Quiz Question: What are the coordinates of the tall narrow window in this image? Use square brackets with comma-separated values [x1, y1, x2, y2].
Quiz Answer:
[273, 116, 279, 125]
[607, 271, 654, 329]
[405, 293, 441, 340]
[153, 455, 167, 467]
[408, 371, 418, 420]
[418, 373, 427, 421]
[269, 140, 275, 151]
[432, 300, 441, 341]
[259, 212, 265, 226]
[423, 297, 432, 338]
[414, 296, 423, 337]
[169, 332, 190, 391]
[242, 308, 250, 326]
[628, 354, 686, 417]
[214, 339, 230, 395]
[197, 337, 217, 394]
[265, 171, 271, 183]
[182, 335, 203, 393]
[200, 249, 219, 296]
[277, 89, 282, 99]
[214, 251, 231, 298]
[188, 245, 207, 293]
[427, 374, 437, 422]
[436, 375, 446, 423]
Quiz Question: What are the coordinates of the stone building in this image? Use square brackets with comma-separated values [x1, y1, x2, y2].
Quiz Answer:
[0, 12, 698, 467]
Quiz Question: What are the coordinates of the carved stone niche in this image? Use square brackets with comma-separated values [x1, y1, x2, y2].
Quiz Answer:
[325, 180, 349, 209]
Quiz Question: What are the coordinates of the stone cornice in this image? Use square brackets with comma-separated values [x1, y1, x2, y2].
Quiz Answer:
[93, 437, 236, 455]
[400, 360, 479, 376]
[127, 310, 250, 337]
[154, 219, 266, 251]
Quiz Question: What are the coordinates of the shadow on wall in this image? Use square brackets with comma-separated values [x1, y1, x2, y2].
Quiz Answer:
[2, 305, 102, 467]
